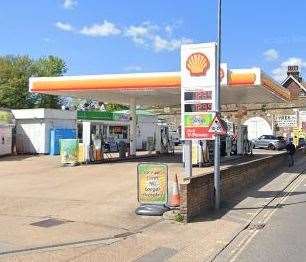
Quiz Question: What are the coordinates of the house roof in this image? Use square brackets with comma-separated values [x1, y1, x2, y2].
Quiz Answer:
[281, 75, 306, 92]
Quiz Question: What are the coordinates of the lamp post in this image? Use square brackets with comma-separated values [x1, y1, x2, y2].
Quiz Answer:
[214, 0, 222, 210]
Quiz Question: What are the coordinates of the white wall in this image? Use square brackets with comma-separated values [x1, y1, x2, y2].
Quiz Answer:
[16, 120, 45, 154]
[136, 115, 157, 149]
[12, 109, 45, 120]
[14, 109, 77, 154]
[0, 125, 12, 156]
[244, 117, 272, 140]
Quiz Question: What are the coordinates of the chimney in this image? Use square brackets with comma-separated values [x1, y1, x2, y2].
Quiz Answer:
[287, 65, 303, 82]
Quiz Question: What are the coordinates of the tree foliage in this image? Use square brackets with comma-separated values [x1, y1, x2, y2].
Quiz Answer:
[0, 55, 67, 109]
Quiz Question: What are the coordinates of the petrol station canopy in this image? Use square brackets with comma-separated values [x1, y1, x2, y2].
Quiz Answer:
[29, 67, 291, 106]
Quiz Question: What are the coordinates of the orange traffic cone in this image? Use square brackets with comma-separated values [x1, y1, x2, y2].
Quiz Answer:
[169, 174, 180, 208]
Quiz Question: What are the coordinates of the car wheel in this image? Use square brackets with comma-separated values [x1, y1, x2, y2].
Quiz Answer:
[268, 144, 276, 150]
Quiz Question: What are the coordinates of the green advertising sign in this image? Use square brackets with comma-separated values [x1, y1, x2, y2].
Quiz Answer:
[77, 111, 114, 121]
[184, 113, 213, 127]
[77, 111, 129, 122]
[60, 139, 79, 164]
[137, 163, 168, 205]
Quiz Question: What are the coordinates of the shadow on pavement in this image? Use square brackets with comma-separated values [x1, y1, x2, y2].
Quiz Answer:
[0, 154, 38, 161]
[190, 160, 306, 223]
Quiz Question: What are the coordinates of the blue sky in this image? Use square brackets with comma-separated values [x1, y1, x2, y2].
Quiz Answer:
[1, 0, 306, 82]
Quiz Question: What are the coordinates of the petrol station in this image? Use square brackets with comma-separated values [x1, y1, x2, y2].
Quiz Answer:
[25, 43, 300, 221]
[29, 60, 291, 163]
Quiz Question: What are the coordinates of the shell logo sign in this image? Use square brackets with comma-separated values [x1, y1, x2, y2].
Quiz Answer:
[186, 52, 210, 77]
[181, 43, 217, 140]
[181, 43, 216, 89]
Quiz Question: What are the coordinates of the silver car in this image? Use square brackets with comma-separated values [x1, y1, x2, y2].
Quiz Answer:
[252, 135, 286, 150]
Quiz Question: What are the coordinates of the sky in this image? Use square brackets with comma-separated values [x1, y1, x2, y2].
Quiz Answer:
[1, 0, 306, 82]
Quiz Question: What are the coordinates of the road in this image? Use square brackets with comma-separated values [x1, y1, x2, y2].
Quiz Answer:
[216, 171, 306, 262]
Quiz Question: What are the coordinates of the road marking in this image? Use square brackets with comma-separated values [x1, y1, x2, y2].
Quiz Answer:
[229, 176, 305, 262]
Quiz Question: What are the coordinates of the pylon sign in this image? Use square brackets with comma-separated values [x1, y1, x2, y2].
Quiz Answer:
[208, 115, 227, 135]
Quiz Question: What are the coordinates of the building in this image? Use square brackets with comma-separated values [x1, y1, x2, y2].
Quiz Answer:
[0, 124, 12, 156]
[12, 109, 77, 154]
[282, 66, 306, 98]
[77, 109, 158, 152]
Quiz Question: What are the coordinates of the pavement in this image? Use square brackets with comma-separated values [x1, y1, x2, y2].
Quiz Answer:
[0, 149, 303, 261]
[214, 161, 306, 262]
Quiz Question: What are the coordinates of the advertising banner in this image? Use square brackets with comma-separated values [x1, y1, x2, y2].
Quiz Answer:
[137, 163, 168, 205]
[299, 111, 306, 130]
[276, 115, 297, 127]
[60, 139, 79, 164]
[184, 113, 214, 139]
[181, 43, 217, 140]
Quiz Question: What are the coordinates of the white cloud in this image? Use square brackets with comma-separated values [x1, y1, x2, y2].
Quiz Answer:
[263, 49, 279, 61]
[153, 35, 192, 52]
[54, 19, 192, 52]
[62, 0, 77, 9]
[80, 21, 121, 37]
[125, 22, 158, 45]
[55, 22, 74, 32]
[124, 65, 143, 72]
[125, 22, 192, 52]
[165, 25, 173, 34]
[272, 57, 306, 82]
[43, 37, 52, 43]
[164, 20, 183, 35]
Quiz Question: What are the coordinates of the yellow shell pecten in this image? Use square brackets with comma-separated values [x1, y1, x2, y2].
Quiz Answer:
[186, 52, 210, 76]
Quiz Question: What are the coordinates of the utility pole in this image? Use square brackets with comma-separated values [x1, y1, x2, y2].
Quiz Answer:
[214, 0, 222, 210]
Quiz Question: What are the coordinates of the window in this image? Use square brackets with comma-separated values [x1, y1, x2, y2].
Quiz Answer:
[109, 126, 128, 139]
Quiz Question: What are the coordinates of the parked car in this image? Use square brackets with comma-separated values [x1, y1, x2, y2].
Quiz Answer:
[252, 135, 287, 150]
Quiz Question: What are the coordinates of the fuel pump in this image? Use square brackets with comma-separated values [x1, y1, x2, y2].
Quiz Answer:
[155, 122, 170, 154]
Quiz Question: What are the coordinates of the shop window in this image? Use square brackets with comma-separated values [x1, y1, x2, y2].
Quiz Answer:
[109, 126, 128, 139]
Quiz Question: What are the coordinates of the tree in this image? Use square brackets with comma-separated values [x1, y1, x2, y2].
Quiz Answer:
[0, 55, 67, 109]
[0, 56, 35, 108]
[32, 56, 67, 109]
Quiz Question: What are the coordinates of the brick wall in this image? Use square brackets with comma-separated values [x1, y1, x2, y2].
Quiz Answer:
[180, 150, 304, 222]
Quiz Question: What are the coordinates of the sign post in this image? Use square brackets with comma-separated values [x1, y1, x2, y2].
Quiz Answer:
[214, 0, 222, 210]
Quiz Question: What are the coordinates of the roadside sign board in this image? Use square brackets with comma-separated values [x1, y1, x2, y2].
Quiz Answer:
[208, 115, 227, 135]
[275, 115, 297, 127]
[137, 163, 168, 205]
[181, 43, 217, 140]
[60, 139, 78, 164]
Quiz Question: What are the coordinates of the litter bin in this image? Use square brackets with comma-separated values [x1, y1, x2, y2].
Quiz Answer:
[118, 140, 127, 159]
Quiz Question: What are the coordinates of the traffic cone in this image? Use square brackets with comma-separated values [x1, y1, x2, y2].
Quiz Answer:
[169, 174, 180, 208]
